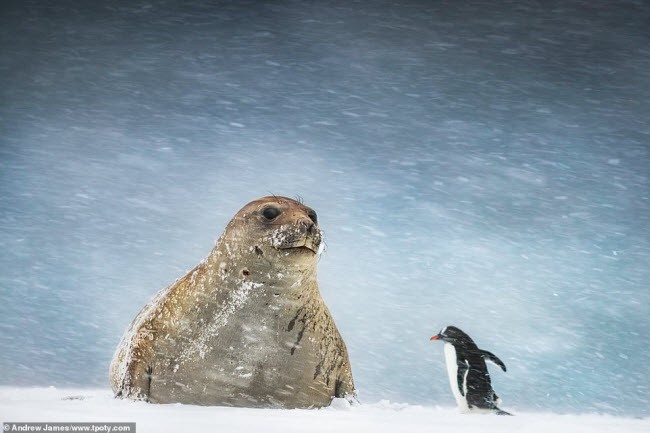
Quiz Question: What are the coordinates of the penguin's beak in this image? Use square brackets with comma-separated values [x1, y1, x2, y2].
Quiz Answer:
[430, 334, 440, 341]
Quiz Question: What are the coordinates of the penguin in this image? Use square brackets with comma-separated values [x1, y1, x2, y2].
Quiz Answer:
[430, 325, 511, 415]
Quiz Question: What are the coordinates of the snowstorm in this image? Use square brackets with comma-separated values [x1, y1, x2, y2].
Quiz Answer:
[1, 0, 648, 421]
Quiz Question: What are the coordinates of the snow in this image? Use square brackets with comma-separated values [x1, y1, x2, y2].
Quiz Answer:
[1, 388, 648, 433]
[178, 279, 261, 363]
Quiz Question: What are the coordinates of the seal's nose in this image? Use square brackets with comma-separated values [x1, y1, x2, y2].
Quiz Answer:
[299, 218, 316, 235]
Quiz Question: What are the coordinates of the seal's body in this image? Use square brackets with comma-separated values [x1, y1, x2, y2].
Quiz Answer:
[110, 196, 355, 408]
[431, 326, 510, 415]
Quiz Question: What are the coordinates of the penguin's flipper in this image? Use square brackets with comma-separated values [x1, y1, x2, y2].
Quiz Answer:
[457, 359, 469, 397]
[481, 350, 507, 372]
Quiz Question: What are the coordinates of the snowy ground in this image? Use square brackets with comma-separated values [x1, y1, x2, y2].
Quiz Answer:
[1, 388, 647, 433]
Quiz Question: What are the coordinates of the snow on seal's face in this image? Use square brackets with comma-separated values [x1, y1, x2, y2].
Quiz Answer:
[224, 196, 323, 261]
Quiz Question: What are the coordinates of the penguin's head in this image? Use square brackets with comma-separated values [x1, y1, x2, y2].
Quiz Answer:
[430, 325, 469, 344]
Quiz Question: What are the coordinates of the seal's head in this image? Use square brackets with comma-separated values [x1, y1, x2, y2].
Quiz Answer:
[220, 196, 322, 265]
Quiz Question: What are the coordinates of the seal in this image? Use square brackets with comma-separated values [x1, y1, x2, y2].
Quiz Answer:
[109, 196, 355, 408]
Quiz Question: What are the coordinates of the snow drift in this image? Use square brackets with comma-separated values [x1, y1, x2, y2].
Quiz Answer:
[1, 387, 648, 433]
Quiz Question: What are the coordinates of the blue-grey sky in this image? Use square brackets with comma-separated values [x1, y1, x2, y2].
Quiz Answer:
[1, 0, 649, 417]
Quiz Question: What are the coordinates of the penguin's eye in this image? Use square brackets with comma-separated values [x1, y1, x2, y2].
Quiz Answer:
[307, 210, 318, 224]
[261, 206, 281, 221]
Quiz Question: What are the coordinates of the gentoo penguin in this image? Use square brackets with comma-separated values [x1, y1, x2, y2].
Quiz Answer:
[430, 325, 511, 415]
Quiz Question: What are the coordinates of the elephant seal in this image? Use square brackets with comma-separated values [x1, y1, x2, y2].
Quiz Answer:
[109, 196, 355, 408]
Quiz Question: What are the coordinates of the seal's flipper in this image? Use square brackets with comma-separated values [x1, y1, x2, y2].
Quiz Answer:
[481, 350, 507, 372]
[144, 365, 153, 402]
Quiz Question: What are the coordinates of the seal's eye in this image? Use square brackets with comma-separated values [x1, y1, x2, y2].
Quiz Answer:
[261, 206, 281, 221]
[307, 210, 318, 224]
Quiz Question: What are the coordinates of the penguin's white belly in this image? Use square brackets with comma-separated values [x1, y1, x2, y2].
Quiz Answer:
[444, 343, 470, 412]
